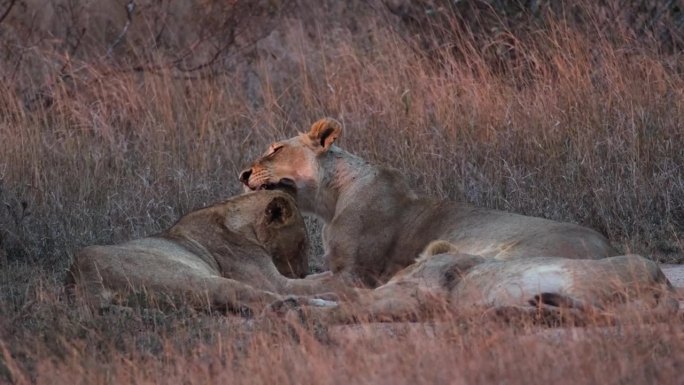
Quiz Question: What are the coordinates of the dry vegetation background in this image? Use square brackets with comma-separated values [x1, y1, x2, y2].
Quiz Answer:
[0, 0, 683, 384]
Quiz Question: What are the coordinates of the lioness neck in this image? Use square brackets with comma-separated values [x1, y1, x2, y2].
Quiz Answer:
[313, 146, 417, 222]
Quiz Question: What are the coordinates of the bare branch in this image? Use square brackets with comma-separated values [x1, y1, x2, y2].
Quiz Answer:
[107, 0, 136, 57]
[0, 0, 16, 25]
[175, 28, 235, 72]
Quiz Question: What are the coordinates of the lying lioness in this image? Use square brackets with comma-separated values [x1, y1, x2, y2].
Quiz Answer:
[240, 118, 617, 287]
[67, 191, 338, 314]
[287, 241, 678, 324]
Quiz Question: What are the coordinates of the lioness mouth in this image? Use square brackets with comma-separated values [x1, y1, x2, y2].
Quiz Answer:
[257, 178, 296, 194]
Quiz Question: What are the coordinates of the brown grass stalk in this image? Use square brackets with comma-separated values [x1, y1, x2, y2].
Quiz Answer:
[0, 1, 682, 383]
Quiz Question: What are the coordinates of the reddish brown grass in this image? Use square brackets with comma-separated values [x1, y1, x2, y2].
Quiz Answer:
[0, 1, 682, 383]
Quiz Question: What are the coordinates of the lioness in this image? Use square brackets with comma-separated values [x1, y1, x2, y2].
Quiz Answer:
[286, 241, 678, 324]
[240, 118, 617, 287]
[67, 191, 338, 314]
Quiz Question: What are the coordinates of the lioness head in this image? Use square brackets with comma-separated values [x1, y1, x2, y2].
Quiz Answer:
[251, 191, 310, 278]
[239, 118, 342, 214]
[218, 191, 310, 278]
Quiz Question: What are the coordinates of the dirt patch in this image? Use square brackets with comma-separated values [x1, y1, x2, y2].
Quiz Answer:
[662, 264, 684, 288]
[662, 264, 684, 310]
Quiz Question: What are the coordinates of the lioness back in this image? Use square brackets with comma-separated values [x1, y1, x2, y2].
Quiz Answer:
[428, 204, 616, 260]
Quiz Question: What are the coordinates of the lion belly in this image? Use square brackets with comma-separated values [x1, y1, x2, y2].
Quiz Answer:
[448, 255, 676, 314]
[450, 258, 572, 307]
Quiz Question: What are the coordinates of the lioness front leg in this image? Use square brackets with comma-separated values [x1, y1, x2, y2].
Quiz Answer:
[304, 271, 333, 280]
[277, 284, 444, 324]
[281, 274, 368, 302]
[203, 276, 287, 313]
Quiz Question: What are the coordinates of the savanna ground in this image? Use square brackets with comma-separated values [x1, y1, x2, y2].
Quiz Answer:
[1, 1, 683, 384]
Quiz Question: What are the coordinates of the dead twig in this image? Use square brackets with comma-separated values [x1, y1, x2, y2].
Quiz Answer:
[0, 0, 16, 25]
[107, 0, 136, 57]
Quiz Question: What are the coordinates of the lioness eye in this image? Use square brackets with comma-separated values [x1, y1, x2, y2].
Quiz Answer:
[269, 145, 283, 155]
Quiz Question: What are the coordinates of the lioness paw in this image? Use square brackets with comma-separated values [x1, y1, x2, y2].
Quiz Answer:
[307, 298, 339, 308]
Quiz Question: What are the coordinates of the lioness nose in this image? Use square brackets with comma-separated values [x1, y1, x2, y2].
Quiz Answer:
[239, 169, 252, 184]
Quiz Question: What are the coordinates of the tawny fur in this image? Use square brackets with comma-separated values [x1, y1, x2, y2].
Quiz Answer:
[67, 191, 340, 313]
[241, 118, 617, 287]
[293, 241, 678, 324]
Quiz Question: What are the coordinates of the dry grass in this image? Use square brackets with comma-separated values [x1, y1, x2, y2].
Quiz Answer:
[2, 291, 684, 385]
[0, 1, 683, 383]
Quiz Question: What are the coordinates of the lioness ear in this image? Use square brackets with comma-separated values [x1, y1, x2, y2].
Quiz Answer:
[264, 196, 293, 226]
[308, 118, 342, 152]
